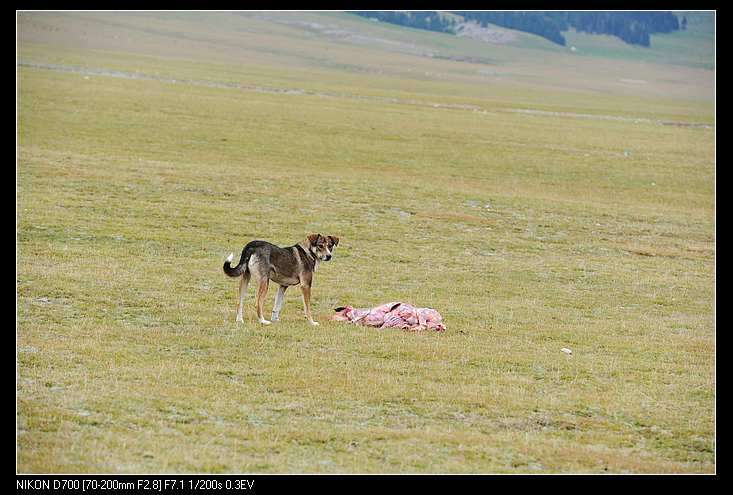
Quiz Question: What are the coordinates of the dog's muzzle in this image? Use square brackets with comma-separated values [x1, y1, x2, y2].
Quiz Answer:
[323, 255, 332, 261]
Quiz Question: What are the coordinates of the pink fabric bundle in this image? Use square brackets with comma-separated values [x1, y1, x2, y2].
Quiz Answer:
[330, 302, 446, 332]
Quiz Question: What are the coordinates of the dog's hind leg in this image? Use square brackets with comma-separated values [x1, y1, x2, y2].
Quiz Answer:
[235, 271, 251, 323]
[271, 285, 288, 322]
[255, 277, 272, 325]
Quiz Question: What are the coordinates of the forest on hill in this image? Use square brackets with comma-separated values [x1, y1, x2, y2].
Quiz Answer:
[351, 11, 684, 47]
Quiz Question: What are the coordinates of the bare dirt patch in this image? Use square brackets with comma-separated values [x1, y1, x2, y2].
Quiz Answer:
[455, 21, 517, 44]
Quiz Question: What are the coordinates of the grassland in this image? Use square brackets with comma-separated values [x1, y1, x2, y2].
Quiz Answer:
[17, 12, 714, 473]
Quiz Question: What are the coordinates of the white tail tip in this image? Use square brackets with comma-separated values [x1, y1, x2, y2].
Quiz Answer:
[226, 253, 234, 263]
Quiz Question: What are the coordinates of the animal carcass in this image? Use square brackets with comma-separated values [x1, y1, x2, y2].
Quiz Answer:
[330, 302, 446, 332]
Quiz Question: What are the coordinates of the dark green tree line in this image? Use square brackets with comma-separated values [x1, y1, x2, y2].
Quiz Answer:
[351, 11, 681, 48]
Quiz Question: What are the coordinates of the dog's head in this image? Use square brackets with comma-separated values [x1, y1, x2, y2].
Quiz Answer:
[331, 306, 353, 321]
[306, 233, 339, 262]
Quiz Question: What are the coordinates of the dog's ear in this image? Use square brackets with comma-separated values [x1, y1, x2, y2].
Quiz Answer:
[328, 235, 339, 247]
[306, 233, 321, 246]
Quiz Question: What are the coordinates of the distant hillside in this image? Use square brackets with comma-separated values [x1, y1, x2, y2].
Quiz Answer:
[351, 11, 682, 47]
[351, 11, 458, 35]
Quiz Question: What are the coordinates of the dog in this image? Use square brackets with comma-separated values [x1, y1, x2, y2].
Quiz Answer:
[223, 233, 339, 326]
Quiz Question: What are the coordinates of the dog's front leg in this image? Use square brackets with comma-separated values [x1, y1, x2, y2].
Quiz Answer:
[300, 286, 319, 326]
[271, 285, 287, 322]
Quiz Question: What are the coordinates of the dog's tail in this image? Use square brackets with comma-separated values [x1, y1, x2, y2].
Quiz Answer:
[223, 249, 250, 277]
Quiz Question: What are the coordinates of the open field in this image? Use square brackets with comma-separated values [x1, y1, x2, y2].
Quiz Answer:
[17, 12, 714, 473]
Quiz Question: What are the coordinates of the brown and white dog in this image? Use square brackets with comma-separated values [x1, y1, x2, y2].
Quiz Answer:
[223, 233, 339, 325]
